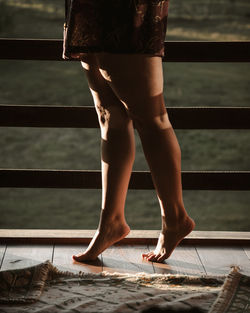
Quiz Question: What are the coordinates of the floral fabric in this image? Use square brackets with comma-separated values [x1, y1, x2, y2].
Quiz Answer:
[63, 0, 169, 59]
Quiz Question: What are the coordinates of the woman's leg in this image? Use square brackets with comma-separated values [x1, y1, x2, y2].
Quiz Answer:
[73, 54, 135, 261]
[95, 53, 195, 263]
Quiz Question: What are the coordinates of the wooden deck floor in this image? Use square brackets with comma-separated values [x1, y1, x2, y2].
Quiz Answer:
[1, 243, 250, 276]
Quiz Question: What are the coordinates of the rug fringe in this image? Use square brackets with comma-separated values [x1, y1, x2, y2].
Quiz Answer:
[0, 260, 228, 306]
[208, 265, 241, 313]
[0, 260, 53, 304]
[45, 260, 224, 287]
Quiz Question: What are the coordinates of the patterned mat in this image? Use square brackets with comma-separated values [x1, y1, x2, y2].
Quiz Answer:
[0, 261, 249, 312]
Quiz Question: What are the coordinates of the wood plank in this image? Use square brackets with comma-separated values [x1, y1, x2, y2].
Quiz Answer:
[1, 169, 250, 191]
[0, 229, 250, 246]
[1, 105, 250, 129]
[148, 246, 205, 276]
[0, 39, 249, 62]
[1, 229, 250, 245]
[196, 246, 250, 275]
[186, 231, 250, 241]
[0, 245, 6, 270]
[53, 244, 102, 274]
[102, 245, 154, 274]
[163, 41, 250, 63]
[1, 244, 53, 271]
[0, 105, 98, 128]
[0, 229, 96, 242]
[244, 247, 250, 260]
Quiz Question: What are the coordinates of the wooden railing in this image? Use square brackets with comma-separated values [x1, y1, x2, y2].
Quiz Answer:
[0, 39, 250, 243]
[1, 39, 250, 62]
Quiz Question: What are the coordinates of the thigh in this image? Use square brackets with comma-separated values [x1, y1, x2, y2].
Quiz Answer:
[95, 53, 167, 120]
[80, 53, 130, 129]
[81, 53, 120, 108]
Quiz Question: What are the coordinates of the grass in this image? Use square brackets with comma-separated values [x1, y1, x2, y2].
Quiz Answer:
[0, 0, 250, 231]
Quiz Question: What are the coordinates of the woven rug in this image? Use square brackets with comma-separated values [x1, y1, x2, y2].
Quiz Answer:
[0, 261, 249, 313]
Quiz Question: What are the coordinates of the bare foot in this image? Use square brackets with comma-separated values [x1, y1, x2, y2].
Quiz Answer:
[73, 219, 130, 262]
[142, 216, 195, 263]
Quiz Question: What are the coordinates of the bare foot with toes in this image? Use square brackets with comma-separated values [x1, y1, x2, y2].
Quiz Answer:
[142, 216, 195, 263]
[73, 219, 130, 262]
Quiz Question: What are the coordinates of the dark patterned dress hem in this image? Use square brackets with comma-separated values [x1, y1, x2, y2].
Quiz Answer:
[63, 0, 169, 60]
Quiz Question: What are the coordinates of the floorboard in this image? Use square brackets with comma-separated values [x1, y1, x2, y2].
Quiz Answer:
[53, 244, 103, 274]
[1, 244, 53, 271]
[244, 247, 250, 260]
[196, 246, 250, 275]
[102, 245, 154, 274]
[148, 246, 205, 275]
[1, 244, 250, 277]
[0, 245, 6, 270]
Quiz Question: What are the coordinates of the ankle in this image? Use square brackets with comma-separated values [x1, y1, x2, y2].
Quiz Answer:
[161, 212, 190, 231]
[99, 210, 127, 225]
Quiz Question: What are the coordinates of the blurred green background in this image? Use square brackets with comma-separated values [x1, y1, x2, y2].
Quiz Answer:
[0, 0, 250, 230]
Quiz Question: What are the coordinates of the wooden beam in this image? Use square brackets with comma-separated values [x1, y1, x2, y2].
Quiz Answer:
[0, 39, 249, 62]
[0, 229, 250, 246]
[0, 169, 250, 190]
[0, 38, 63, 61]
[1, 105, 250, 129]
[0, 105, 99, 128]
[163, 41, 250, 62]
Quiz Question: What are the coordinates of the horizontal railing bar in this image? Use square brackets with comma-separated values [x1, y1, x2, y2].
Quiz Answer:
[1, 105, 250, 129]
[0, 39, 249, 62]
[1, 169, 250, 190]
[1, 230, 250, 245]
[0, 105, 99, 128]
[164, 41, 250, 62]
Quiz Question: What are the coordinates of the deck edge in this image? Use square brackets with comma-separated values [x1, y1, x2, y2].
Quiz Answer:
[0, 230, 250, 245]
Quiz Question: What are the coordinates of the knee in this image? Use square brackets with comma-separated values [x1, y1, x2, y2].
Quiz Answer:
[130, 111, 172, 133]
[95, 103, 132, 135]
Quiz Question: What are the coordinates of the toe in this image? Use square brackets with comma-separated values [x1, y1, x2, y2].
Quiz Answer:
[156, 253, 167, 263]
[147, 253, 158, 262]
[72, 253, 84, 261]
[146, 252, 155, 260]
[72, 254, 79, 261]
[142, 251, 153, 259]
